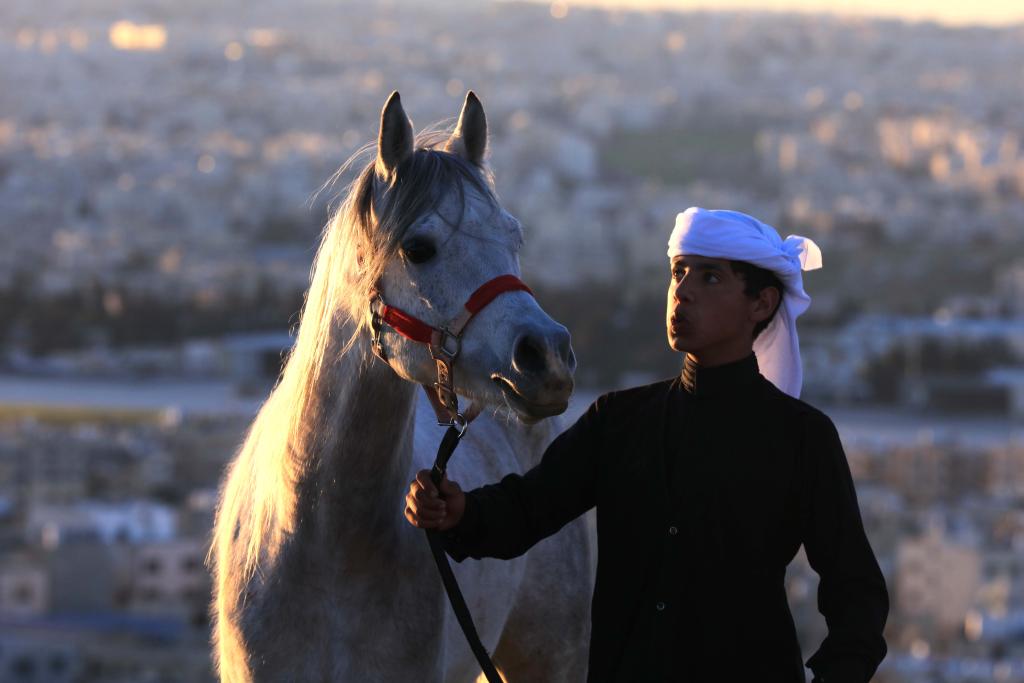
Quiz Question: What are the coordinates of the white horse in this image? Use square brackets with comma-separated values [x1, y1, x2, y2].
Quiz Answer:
[209, 91, 594, 682]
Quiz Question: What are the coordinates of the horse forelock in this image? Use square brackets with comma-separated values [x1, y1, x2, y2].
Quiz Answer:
[327, 129, 498, 326]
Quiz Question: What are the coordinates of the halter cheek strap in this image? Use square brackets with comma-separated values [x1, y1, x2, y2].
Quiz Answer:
[369, 274, 534, 424]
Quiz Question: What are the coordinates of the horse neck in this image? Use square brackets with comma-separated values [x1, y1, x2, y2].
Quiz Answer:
[299, 332, 418, 542]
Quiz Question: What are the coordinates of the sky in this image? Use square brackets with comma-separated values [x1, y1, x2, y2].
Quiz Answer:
[516, 0, 1024, 27]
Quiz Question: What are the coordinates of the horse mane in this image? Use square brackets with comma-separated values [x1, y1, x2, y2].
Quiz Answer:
[207, 126, 499, 597]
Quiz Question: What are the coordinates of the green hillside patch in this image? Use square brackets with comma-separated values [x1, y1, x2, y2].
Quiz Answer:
[810, 240, 1024, 316]
[600, 122, 772, 190]
[0, 403, 166, 426]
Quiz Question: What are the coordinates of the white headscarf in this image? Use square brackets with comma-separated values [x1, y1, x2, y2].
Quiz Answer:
[666, 207, 822, 398]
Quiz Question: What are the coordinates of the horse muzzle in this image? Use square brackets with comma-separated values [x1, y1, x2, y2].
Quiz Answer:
[491, 323, 575, 422]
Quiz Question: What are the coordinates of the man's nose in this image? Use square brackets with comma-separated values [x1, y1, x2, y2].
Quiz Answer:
[673, 277, 694, 304]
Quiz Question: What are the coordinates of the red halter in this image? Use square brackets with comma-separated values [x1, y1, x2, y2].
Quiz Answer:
[369, 274, 534, 424]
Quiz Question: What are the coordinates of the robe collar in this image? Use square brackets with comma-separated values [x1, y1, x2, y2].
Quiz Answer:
[680, 352, 760, 398]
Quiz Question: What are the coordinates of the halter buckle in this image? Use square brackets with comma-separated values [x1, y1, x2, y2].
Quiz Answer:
[433, 370, 459, 410]
[438, 412, 469, 437]
[429, 327, 461, 363]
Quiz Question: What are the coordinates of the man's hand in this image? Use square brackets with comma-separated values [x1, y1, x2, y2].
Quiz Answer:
[404, 469, 465, 531]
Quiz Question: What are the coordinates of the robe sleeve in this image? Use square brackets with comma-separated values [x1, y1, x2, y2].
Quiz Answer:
[442, 396, 604, 561]
[801, 412, 889, 683]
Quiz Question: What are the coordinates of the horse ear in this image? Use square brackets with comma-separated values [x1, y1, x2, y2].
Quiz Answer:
[445, 91, 487, 166]
[376, 91, 414, 178]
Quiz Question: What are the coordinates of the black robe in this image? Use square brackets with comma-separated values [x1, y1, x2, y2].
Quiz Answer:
[444, 353, 888, 683]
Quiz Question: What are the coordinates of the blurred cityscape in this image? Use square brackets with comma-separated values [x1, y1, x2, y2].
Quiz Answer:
[1, 0, 1023, 680]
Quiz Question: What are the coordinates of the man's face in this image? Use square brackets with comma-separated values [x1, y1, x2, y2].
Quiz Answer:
[665, 255, 762, 365]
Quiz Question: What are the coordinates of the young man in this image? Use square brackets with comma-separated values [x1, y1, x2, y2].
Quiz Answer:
[406, 207, 889, 682]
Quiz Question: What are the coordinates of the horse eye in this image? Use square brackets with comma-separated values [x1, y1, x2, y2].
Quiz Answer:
[401, 238, 436, 264]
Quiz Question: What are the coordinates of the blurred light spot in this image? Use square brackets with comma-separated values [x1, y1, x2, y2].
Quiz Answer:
[41, 523, 60, 550]
[160, 407, 183, 429]
[68, 29, 90, 51]
[224, 41, 244, 61]
[508, 110, 531, 131]
[109, 21, 167, 51]
[804, 87, 826, 109]
[446, 78, 464, 98]
[664, 31, 686, 52]
[246, 28, 280, 48]
[158, 247, 183, 274]
[39, 30, 59, 54]
[779, 134, 798, 173]
[919, 68, 969, 92]
[933, 307, 952, 325]
[964, 610, 983, 642]
[362, 70, 383, 92]
[789, 195, 812, 221]
[843, 91, 864, 111]
[103, 291, 124, 317]
[811, 212, 833, 233]
[197, 154, 216, 173]
[994, 662, 1012, 681]
[195, 288, 220, 309]
[550, 1, 569, 19]
[116, 173, 136, 192]
[435, 33, 454, 51]
[930, 152, 951, 181]
[15, 28, 36, 50]
[812, 117, 838, 145]
[371, 19, 397, 36]
[910, 638, 930, 659]
[484, 52, 504, 72]
[53, 229, 84, 252]
[228, 137, 252, 157]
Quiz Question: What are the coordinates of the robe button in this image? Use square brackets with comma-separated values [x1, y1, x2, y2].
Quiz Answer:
[655, 601, 666, 611]
[668, 526, 678, 536]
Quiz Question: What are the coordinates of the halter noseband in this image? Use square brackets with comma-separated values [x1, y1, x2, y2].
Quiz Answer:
[369, 274, 533, 426]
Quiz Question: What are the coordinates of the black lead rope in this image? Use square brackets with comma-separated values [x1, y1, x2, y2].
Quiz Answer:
[426, 425, 504, 683]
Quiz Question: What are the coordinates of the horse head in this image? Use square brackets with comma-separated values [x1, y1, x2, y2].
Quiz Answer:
[352, 91, 575, 422]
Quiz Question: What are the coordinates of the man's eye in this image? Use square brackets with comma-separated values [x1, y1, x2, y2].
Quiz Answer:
[401, 239, 436, 264]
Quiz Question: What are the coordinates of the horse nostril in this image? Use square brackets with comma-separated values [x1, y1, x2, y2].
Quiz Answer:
[512, 334, 547, 376]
